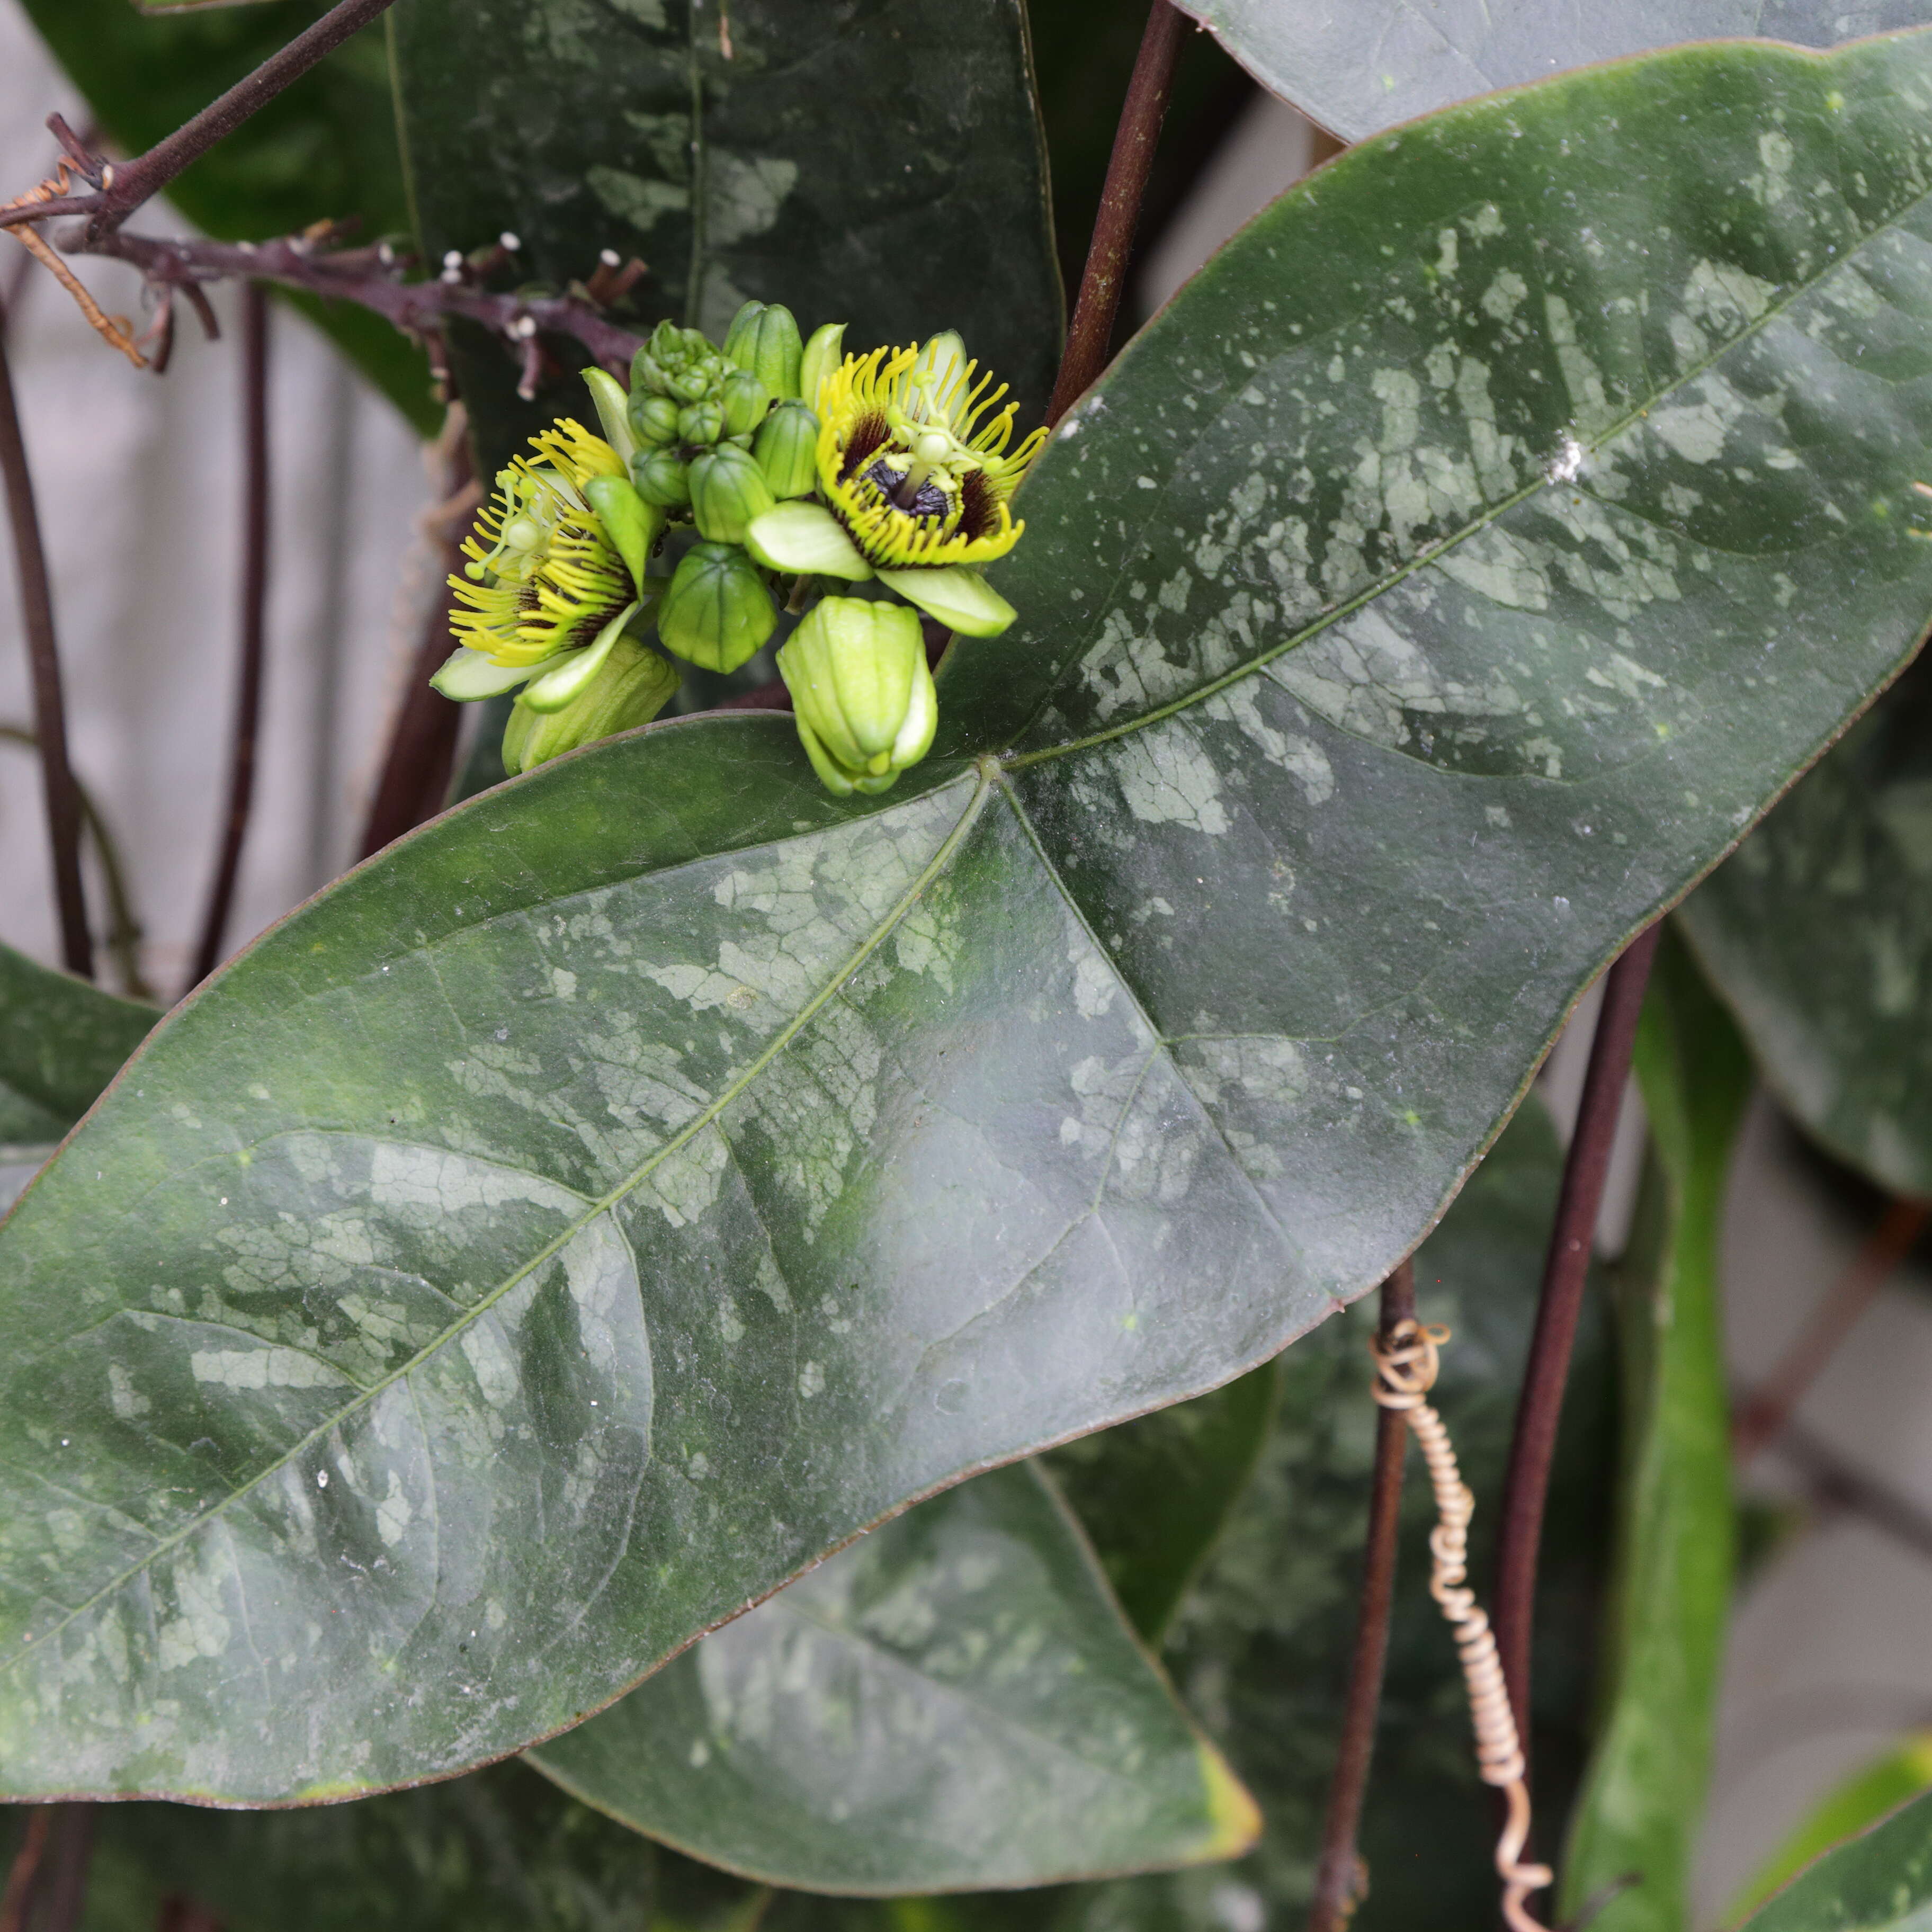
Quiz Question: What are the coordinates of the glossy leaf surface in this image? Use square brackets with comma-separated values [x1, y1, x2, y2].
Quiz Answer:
[5, 36, 1932, 1801]
[1740, 1783, 1932, 1929]
[1057, 1101, 1616, 1930]
[1173, 0, 1932, 144]
[388, 0, 1061, 470]
[0, 941, 153, 1150]
[1682, 653, 1932, 1196]
[528, 1462, 1257, 1893]
[1558, 935, 1752, 1932]
[16, 0, 434, 430]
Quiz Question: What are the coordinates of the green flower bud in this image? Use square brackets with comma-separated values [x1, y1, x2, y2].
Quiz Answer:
[667, 365, 715, 405]
[719, 368, 771, 439]
[753, 402, 820, 499]
[799, 320, 847, 410]
[649, 318, 684, 362]
[658, 540, 779, 672]
[777, 595, 937, 795]
[632, 448, 692, 509]
[724, 301, 804, 401]
[689, 443, 776, 544]
[677, 397, 725, 445]
[631, 394, 683, 448]
[502, 632, 681, 775]
[631, 350, 670, 396]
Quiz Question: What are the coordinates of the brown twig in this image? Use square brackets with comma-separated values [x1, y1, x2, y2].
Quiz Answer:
[357, 418, 477, 857]
[0, 291, 90, 977]
[35, 1807, 93, 1932]
[1046, 0, 1187, 426]
[4, 0, 400, 240]
[0, 1811, 50, 1932]
[1777, 1418, 1932, 1567]
[1307, 1260, 1417, 1932]
[1732, 1196, 1930, 1462]
[185, 285, 271, 993]
[1492, 924, 1663, 1740]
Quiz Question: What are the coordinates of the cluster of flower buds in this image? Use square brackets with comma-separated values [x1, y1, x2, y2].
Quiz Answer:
[429, 293, 1045, 792]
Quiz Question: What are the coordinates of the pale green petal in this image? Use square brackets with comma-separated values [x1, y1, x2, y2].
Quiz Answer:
[429, 647, 538, 701]
[745, 502, 874, 579]
[520, 601, 640, 713]
[877, 565, 1015, 637]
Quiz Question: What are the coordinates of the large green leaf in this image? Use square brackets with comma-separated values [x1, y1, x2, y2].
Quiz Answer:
[16, 0, 435, 431]
[4, 34, 1932, 1803]
[1680, 652, 1932, 1196]
[1738, 1784, 1932, 1930]
[1558, 934, 1752, 1932]
[0, 940, 154, 1151]
[527, 1462, 1257, 1893]
[1171, 0, 1932, 144]
[1056, 1099, 1616, 1930]
[388, 0, 1062, 472]
[53, 1759, 659, 1931]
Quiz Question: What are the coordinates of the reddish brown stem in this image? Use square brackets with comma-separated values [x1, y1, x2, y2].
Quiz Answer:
[356, 434, 476, 858]
[185, 285, 271, 992]
[0, 293, 90, 975]
[1046, 0, 1186, 426]
[37, 1806, 93, 1932]
[7, 0, 399, 238]
[0, 1810, 50, 1932]
[1733, 1196, 1929, 1462]
[1492, 923, 1663, 1740]
[1307, 1259, 1417, 1932]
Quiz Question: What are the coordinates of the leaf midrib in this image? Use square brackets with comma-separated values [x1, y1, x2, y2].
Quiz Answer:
[4, 768, 994, 1681]
[1003, 135, 1926, 773]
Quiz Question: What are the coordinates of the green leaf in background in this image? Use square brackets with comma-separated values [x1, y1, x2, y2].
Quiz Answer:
[1056, 1099, 1616, 1931]
[527, 1463, 1258, 1893]
[5, 32, 1932, 1804]
[15, 0, 435, 431]
[388, 0, 1061, 472]
[0, 939, 154, 1151]
[1729, 1732, 1932, 1925]
[37, 1758, 660, 1931]
[1736, 1780, 1932, 1930]
[1681, 652, 1932, 1198]
[1170, 0, 1932, 144]
[1046, 1364, 1279, 1644]
[1559, 932, 1754, 1932]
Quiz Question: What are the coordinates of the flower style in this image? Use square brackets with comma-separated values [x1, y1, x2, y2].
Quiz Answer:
[745, 333, 1045, 637]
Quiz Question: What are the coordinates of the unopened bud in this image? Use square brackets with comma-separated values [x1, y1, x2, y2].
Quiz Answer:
[502, 632, 681, 774]
[668, 365, 715, 405]
[677, 397, 725, 446]
[657, 540, 779, 672]
[631, 394, 682, 448]
[631, 350, 671, 397]
[753, 402, 819, 499]
[689, 444, 776, 544]
[777, 595, 936, 795]
[799, 321, 847, 410]
[723, 300, 804, 401]
[719, 368, 771, 439]
[633, 448, 692, 509]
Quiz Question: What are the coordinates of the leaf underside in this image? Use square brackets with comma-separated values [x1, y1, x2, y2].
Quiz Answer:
[6, 33, 1932, 1800]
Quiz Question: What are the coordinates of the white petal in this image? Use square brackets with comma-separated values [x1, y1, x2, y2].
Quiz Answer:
[429, 647, 538, 700]
[876, 565, 1015, 638]
[520, 600, 640, 713]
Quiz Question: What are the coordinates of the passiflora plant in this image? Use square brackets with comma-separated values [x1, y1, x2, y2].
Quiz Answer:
[13, 0, 1932, 1927]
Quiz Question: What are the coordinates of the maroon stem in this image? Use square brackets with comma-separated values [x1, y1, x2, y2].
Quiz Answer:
[356, 437, 476, 858]
[185, 285, 271, 992]
[1045, 0, 1186, 426]
[9, 0, 400, 237]
[1307, 1259, 1417, 1932]
[1492, 922, 1663, 1738]
[37, 1806, 94, 1932]
[0, 292, 90, 975]
[0, 1810, 50, 1932]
